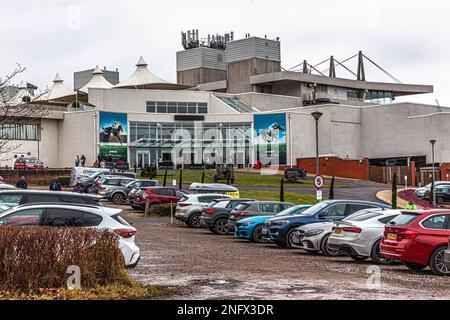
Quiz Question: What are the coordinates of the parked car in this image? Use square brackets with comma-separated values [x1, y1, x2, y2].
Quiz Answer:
[175, 194, 232, 228]
[235, 205, 312, 243]
[200, 198, 256, 235]
[0, 190, 102, 213]
[131, 187, 188, 211]
[97, 176, 137, 197]
[326, 209, 401, 262]
[424, 185, 450, 205]
[381, 210, 450, 276]
[70, 167, 110, 187]
[444, 237, 450, 271]
[264, 200, 389, 248]
[0, 203, 139, 268]
[227, 201, 295, 234]
[0, 184, 16, 190]
[14, 157, 45, 170]
[107, 180, 159, 205]
[283, 168, 307, 182]
[189, 183, 240, 199]
[414, 181, 450, 198]
[82, 171, 137, 193]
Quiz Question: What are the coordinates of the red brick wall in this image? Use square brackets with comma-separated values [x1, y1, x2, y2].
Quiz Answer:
[296, 157, 369, 180]
[440, 163, 450, 182]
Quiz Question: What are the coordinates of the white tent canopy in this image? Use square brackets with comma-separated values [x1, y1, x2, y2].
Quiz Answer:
[8, 81, 34, 106]
[115, 56, 189, 90]
[35, 73, 76, 103]
[79, 65, 114, 94]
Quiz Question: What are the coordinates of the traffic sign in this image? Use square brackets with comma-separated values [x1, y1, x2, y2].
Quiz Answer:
[314, 175, 324, 189]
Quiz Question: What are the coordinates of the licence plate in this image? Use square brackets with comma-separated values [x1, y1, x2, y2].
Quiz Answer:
[387, 233, 398, 240]
[333, 228, 342, 235]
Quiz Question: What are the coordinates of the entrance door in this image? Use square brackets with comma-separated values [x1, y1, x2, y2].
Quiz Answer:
[136, 150, 150, 168]
[149, 149, 160, 169]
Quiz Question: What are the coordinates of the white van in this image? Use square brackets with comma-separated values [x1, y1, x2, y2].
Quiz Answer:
[70, 167, 110, 186]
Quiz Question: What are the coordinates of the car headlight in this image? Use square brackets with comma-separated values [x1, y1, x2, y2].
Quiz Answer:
[278, 221, 290, 225]
[305, 229, 324, 237]
[241, 222, 254, 227]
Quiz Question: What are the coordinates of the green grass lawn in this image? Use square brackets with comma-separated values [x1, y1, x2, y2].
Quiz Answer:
[142, 169, 344, 188]
[239, 190, 320, 205]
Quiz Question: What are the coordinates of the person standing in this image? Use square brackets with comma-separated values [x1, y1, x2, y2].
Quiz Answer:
[49, 177, 62, 191]
[81, 154, 86, 167]
[405, 201, 417, 210]
[75, 155, 80, 167]
[16, 176, 28, 189]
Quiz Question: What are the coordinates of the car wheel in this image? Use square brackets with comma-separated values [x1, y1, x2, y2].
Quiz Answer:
[370, 239, 394, 265]
[112, 193, 126, 205]
[429, 246, 450, 276]
[320, 234, 340, 257]
[188, 213, 202, 229]
[213, 218, 229, 235]
[436, 197, 444, 205]
[404, 262, 427, 271]
[285, 229, 297, 249]
[252, 224, 267, 243]
[349, 254, 368, 262]
[84, 184, 95, 193]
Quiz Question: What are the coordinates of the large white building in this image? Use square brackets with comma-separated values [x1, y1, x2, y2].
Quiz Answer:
[2, 33, 449, 185]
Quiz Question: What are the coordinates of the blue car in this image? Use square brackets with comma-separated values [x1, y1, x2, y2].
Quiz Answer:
[264, 200, 389, 248]
[235, 205, 312, 243]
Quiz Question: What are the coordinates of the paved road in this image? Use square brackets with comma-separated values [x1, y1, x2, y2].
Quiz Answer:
[129, 219, 450, 300]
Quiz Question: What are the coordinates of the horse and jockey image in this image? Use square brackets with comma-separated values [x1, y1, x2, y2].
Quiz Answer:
[256, 121, 286, 144]
[99, 112, 128, 145]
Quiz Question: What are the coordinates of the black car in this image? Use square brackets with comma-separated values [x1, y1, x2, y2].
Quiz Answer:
[0, 190, 102, 213]
[424, 185, 450, 205]
[200, 198, 256, 235]
[284, 168, 307, 182]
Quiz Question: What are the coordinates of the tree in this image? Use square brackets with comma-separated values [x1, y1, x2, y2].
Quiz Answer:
[329, 176, 335, 200]
[163, 169, 168, 186]
[280, 177, 285, 202]
[391, 173, 397, 209]
[0, 65, 48, 159]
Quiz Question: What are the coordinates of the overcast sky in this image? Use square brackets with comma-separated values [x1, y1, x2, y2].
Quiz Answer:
[2, 0, 449, 105]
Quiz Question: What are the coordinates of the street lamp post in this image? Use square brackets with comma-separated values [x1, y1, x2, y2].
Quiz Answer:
[311, 111, 323, 176]
[430, 139, 436, 207]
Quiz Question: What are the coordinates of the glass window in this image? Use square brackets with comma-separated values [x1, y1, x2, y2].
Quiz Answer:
[26, 194, 59, 203]
[258, 204, 279, 214]
[0, 124, 40, 141]
[45, 209, 103, 227]
[378, 215, 397, 224]
[422, 215, 449, 230]
[61, 196, 94, 205]
[321, 204, 347, 217]
[347, 204, 374, 215]
[390, 213, 420, 226]
[146, 105, 156, 113]
[120, 179, 135, 186]
[167, 105, 177, 113]
[0, 208, 44, 226]
[156, 101, 167, 113]
[154, 188, 175, 196]
[0, 195, 23, 212]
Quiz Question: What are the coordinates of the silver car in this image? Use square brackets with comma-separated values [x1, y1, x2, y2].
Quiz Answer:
[98, 176, 136, 197]
[414, 181, 450, 198]
[175, 193, 232, 228]
[291, 222, 336, 256]
[327, 209, 401, 264]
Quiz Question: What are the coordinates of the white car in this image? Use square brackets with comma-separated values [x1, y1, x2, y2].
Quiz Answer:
[414, 181, 450, 198]
[0, 184, 16, 190]
[328, 209, 401, 264]
[291, 221, 337, 256]
[0, 203, 140, 268]
[175, 193, 232, 228]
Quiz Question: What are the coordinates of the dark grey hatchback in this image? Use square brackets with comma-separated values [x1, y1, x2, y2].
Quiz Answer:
[200, 198, 256, 235]
[227, 201, 294, 234]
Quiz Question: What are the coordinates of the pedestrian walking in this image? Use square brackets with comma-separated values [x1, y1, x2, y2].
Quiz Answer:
[49, 177, 62, 191]
[75, 155, 80, 167]
[81, 154, 86, 167]
[16, 176, 28, 189]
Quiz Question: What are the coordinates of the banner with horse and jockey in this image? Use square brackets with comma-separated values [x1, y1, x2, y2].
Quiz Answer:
[99, 112, 128, 162]
[254, 113, 287, 166]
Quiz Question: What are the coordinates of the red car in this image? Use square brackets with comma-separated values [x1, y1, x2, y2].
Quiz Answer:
[132, 187, 188, 210]
[381, 210, 450, 276]
[14, 158, 45, 170]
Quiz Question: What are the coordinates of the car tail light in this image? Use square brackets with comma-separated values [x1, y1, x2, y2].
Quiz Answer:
[343, 227, 362, 233]
[95, 179, 100, 186]
[397, 230, 418, 241]
[207, 208, 216, 214]
[114, 229, 136, 239]
[178, 203, 191, 207]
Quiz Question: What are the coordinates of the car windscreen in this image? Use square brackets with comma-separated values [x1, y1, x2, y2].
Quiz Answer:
[344, 210, 382, 221]
[389, 213, 421, 226]
[234, 203, 251, 211]
[0, 194, 23, 212]
[275, 205, 308, 217]
[300, 202, 329, 216]
[111, 214, 131, 227]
